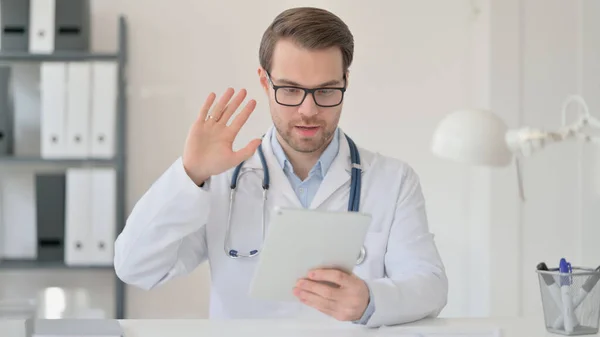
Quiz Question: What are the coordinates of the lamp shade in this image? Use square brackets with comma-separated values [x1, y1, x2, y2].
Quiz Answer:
[431, 109, 513, 167]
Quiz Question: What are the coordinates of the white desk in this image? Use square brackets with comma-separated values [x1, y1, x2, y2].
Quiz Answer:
[2, 317, 598, 337]
[116, 318, 595, 337]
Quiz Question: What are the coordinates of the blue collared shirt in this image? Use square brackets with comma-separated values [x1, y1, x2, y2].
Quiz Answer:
[270, 128, 375, 324]
[270, 128, 340, 208]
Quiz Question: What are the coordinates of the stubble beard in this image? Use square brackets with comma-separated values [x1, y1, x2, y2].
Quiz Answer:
[274, 117, 335, 154]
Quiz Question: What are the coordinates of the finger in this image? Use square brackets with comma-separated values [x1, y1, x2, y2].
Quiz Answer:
[229, 99, 257, 132]
[219, 88, 247, 124]
[308, 269, 351, 288]
[294, 287, 336, 313]
[208, 87, 235, 121]
[296, 279, 339, 300]
[197, 92, 216, 123]
[232, 138, 261, 164]
[295, 287, 359, 322]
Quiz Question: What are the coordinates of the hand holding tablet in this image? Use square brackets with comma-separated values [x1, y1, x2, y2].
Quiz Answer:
[293, 267, 371, 321]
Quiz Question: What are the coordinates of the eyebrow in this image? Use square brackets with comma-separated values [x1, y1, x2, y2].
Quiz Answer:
[275, 77, 343, 87]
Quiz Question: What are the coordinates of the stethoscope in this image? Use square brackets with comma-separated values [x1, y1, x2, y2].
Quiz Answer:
[224, 134, 367, 265]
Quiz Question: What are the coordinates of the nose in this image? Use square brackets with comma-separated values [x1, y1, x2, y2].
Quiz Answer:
[297, 93, 319, 117]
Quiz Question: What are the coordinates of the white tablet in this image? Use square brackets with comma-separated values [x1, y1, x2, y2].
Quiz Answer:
[248, 207, 372, 302]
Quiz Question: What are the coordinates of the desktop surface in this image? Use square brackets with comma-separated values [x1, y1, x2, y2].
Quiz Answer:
[2, 317, 597, 337]
[117, 317, 587, 337]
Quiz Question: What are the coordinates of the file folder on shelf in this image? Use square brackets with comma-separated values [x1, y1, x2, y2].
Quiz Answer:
[0, 172, 37, 259]
[12, 64, 41, 157]
[0, 0, 30, 51]
[28, 0, 55, 54]
[90, 168, 116, 265]
[90, 62, 118, 158]
[65, 168, 116, 266]
[65, 62, 91, 158]
[0, 66, 12, 156]
[64, 168, 91, 265]
[54, 0, 90, 52]
[0, 187, 3, 259]
[40, 62, 67, 158]
[35, 173, 66, 262]
[29, 0, 90, 53]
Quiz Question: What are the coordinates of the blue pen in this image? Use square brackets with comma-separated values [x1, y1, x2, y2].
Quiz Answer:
[560, 258, 572, 286]
[559, 258, 576, 333]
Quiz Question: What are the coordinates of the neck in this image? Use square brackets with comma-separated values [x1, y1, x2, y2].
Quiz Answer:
[276, 132, 331, 180]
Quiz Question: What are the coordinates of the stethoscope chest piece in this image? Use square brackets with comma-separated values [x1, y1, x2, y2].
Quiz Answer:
[356, 246, 366, 265]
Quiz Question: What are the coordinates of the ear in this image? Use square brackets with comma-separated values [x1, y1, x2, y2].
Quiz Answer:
[257, 67, 269, 94]
[344, 70, 350, 89]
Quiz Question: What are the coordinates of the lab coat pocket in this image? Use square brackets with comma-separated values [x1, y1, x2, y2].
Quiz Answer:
[356, 231, 387, 279]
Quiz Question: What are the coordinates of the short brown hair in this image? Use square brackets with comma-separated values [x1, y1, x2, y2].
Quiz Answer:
[259, 7, 354, 75]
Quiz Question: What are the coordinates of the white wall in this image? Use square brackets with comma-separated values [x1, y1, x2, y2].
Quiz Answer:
[512, 0, 600, 318]
[470, 0, 600, 318]
[85, 0, 599, 319]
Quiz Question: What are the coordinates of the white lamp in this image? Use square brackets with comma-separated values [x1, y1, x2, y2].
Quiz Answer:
[432, 95, 600, 166]
[431, 95, 600, 201]
[431, 108, 512, 167]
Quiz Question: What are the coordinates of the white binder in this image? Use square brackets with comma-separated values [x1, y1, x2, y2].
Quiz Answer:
[65, 62, 91, 158]
[89, 168, 116, 265]
[0, 173, 37, 259]
[29, 0, 56, 53]
[40, 62, 67, 158]
[64, 168, 116, 266]
[0, 182, 3, 259]
[13, 64, 42, 157]
[90, 62, 117, 158]
[64, 168, 91, 265]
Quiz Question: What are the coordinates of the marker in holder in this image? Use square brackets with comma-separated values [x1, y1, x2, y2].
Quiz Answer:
[537, 262, 600, 335]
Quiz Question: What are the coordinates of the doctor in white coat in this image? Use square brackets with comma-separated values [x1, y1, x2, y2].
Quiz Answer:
[114, 6, 448, 328]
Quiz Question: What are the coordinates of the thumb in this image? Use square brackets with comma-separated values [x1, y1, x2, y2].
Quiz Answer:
[233, 138, 262, 163]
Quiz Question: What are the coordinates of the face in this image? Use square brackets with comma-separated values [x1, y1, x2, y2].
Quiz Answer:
[258, 39, 348, 154]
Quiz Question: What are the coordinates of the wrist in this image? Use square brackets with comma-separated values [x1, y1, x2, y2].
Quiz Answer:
[183, 165, 210, 186]
[193, 175, 210, 187]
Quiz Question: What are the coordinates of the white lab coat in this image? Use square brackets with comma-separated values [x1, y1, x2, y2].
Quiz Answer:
[114, 126, 448, 328]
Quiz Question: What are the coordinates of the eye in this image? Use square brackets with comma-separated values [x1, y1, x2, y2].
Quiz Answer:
[317, 89, 335, 96]
[282, 87, 301, 94]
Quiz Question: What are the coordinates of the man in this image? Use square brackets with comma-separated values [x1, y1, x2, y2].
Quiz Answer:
[114, 6, 447, 327]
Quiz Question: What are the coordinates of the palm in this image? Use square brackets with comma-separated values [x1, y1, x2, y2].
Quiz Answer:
[183, 88, 261, 185]
[197, 134, 243, 169]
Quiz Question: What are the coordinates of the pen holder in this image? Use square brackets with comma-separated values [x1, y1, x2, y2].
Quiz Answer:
[537, 267, 600, 335]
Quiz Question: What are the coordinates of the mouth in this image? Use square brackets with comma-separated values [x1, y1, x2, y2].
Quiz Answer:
[294, 125, 321, 137]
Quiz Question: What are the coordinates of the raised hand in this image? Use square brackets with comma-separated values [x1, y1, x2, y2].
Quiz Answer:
[183, 88, 262, 185]
[294, 268, 370, 322]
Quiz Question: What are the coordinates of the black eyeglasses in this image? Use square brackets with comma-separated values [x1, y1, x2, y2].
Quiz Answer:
[266, 71, 347, 107]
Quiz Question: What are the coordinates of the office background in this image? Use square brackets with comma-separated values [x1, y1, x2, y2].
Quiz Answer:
[0, 0, 598, 321]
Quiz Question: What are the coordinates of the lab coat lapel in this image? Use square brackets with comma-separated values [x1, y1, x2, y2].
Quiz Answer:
[243, 126, 303, 209]
[309, 130, 368, 210]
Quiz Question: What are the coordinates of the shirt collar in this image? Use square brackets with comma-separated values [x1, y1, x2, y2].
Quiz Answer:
[271, 127, 340, 177]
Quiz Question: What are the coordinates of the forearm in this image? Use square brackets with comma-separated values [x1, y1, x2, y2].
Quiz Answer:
[114, 157, 211, 289]
[365, 261, 448, 327]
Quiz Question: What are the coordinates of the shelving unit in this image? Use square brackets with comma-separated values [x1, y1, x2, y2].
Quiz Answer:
[0, 259, 115, 270]
[0, 16, 128, 320]
[0, 157, 117, 166]
[0, 52, 120, 62]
